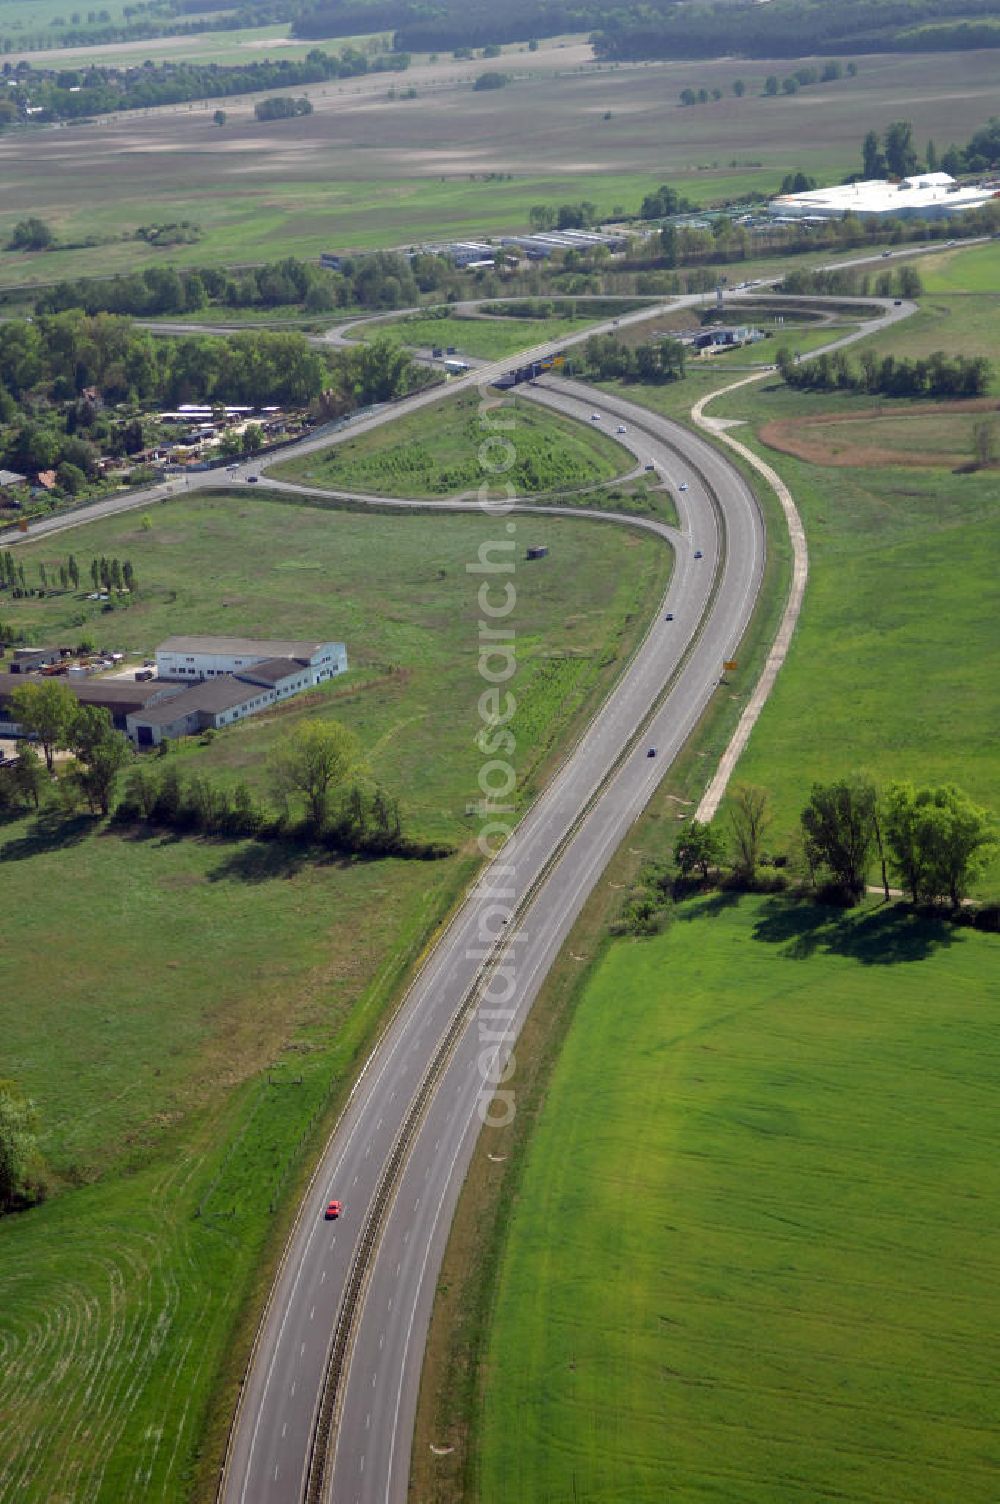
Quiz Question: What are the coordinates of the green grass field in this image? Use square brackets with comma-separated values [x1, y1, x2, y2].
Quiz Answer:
[704, 375, 1000, 889]
[272, 390, 632, 500]
[0, 491, 669, 1502]
[356, 311, 599, 361]
[478, 893, 1000, 1503]
[919, 239, 1000, 294]
[846, 291, 1000, 383]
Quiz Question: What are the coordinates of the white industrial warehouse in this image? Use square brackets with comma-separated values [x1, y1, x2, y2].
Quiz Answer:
[770, 172, 998, 221]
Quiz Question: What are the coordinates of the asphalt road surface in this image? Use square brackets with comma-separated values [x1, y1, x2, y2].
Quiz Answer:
[217, 374, 764, 1504]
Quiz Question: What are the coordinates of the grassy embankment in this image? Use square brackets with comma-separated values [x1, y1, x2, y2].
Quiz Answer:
[415, 277, 999, 1502]
[354, 312, 602, 361]
[0, 490, 670, 1504]
[272, 388, 632, 502]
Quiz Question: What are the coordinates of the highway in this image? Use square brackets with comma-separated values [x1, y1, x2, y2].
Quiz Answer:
[217, 374, 764, 1504]
[0, 282, 916, 1504]
[217, 287, 917, 1504]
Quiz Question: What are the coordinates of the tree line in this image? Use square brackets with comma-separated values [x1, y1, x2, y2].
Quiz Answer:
[579, 333, 686, 385]
[292, 0, 603, 48]
[779, 266, 923, 299]
[592, 0, 1000, 62]
[776, 345, 991, 399]
[0, 550, 132, 597]
[0, 45, 408, 124]
[34, 251, 445, 320]
[0, 688, 450, 862]
[0, 0, 296, 57]
[675, 779, 995, 913]
[681, 61, 855, 107]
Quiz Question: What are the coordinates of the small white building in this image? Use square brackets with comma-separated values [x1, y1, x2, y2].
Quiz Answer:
[155, 635, 347, 686]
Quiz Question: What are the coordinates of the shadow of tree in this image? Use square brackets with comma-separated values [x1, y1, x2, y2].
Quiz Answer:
[206, 839, 355, 884]
[675, 888, 743, 922]
[752, 896, 958, 965]
[0, 811, 95, 861]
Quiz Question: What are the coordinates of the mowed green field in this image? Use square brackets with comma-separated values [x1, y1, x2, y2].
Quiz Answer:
[919, 239, 1000, 294]
[0, 493, 669, 1503]
[355, 311, 599, 361]
[478, 894, 1000, 1503]
[846, 292, 1000, 382]
[273, 390, 631, 499]
[706, 385, 1000, 888]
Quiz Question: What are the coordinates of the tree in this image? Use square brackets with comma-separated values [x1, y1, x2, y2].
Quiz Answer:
[972, 417, 996, 468]
[862, 129, 886, 179]
[7, 217, 54, 252]
[764, 75, 778, 96]
[883, 782, 995, 908]
[732, 79, 745, 97]
[800, 778, 878, 902]
[473, 71, 508, 91]
[213, 109, 227, 126]
[70, 705, 132, 815]
[674, 820, 725, 880]
[68, 555, 79, 590]
[56, 461, 87, 495]
[9, 680, 77, 773]
[925, 139, 938, 172]
[529, 204, 556, 231]
[12, 744, 44, 809]
[897, 264, 923, 298]
[679, 87, 696, 107]
[728, 784, 770, 879]
[0, 1082, 41, 1214]
[268, 719, 360, 830]
[782, 76, 799, 95]
[884, 120, 917, 178]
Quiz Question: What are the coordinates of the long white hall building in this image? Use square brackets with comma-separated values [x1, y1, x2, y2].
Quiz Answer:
[155, 635, 347, 685]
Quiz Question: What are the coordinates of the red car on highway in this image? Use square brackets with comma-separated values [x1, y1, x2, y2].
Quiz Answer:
[324, 1200, 342, 1220]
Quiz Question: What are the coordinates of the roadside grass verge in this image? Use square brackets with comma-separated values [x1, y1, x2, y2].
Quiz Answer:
[271, 390, 632, 499]
[476, 892, 1000, 1504]
[354, 312, 599, 361]
[919, 240, 1000, 294]
[0, 493, 669, 1503]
